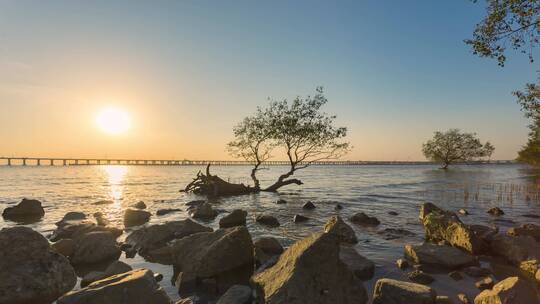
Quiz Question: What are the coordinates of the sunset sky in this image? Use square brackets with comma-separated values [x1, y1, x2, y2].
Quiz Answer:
[0, 1, 536, 161]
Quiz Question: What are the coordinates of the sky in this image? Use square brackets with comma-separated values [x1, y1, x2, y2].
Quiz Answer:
[0, 0, 537, 161]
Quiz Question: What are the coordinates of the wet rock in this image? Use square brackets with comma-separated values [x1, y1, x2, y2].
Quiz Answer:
[125, 219, 212, 257]
[372, 278, 437, 304]
[71, 231, 121, 265]
[93, 212, 110, 226]
[219, 209, 247, 228]
[2, 198, 45, 222]
[475, 276, 494, 290]
[487, 207, 504, 216]
[519, 259, 540, 281]
[276, 199, 287, 204]
[463, 266, 491, 278]
[50, 219, 122, 242]
[458, 209, 469, 215]
[436, 295, 453, 304]
[378, 228, 416, 240]
[154, 272, 163, 282]
[419, 203, 486, 254]
[324, 216, 358, 244]
[350, 212, 380, 226]
[56, 211, 86, 226]
[255, 214, 280, 227]
[150, 226, 254, 296]
[216, 285, 252, 304]
[469, 225, 498, 243]
[58, 269, 172, 304]
[340, 245, 375, 280]
[490, 234, 540, 267]
[474, 276, 535, 304]
[124, 208, 151, 227]
[254, 237, 283, 266]
[507, 223, 540, 241]
[176, 298, 195, 304]
[449, 271, 463, 281]
[397, 258, 410, 269]
[335, 203, 344, 210]
[185, 200, 205, 207]
[407, 270, 435, 284]
[81, 260, 133, 287]
[457, 293, 470, 304]
[188, 202, 217, 220]
[93, 199, 114, 205]
[252, 232, 367, 304]
[156, 208, 182, 216]
[51, 238, 75, 257]
[388, 211, 399, 216]
[132, 201, 147, 209]
[0, 227, 76, 304]
[302, 201, 316, 209]
[293, 214, 309, 223]
[404, 243, 477, 269]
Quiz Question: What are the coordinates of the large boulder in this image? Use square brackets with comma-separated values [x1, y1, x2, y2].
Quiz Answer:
[419, 203, 486, 254]
[372, 278, 437, 304]
[2, 198, 45, 222]
[51, 238, 76, 257]
[251, 232, 367, 304]
[125, 219, 212, 257]
[474, 276, 539, 304]
[254, 237, 284, 267]
[57, 268, 172, 304]
[404, 243, 477, 269]
[216, 285, 252, 304]
[0, 227, 76, 304]
[219, 209, 247, 228]
[490, 234, 540, 267]
[124, 208, 151, 227]
[507, 223, 540, 241]
[324, 216, 358, 244]
[150, 226, 254, 296]
[339, 245, 374, 280]
[70, 231, 121, 265]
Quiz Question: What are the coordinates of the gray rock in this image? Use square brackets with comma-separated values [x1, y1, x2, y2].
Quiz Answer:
[350, 212, 380, 226]
[71, 231, 121, 264]
[156, 208, 182, 216]
[124, 208, 151, 227]
[372, 278, 437, 304]
[463, 266, 491, 278]
[340, 245, 375, 280]
[293, 214, 309, 223]
[219, 209, 247, 228]
[404, 243, 477, 269]
[474, 276, 537, 304]
[2, 198, 45, 222]
[81, 260, 133, 287]
[407, 270, 435, 284]
[397, 258, 410, 270]
[490, 234, 540, 268]
[276, 199, 287, 204]
[188, 202, 217, 220]
[507, 223, 540, 241]
[324, 216, 358, 244]
[51, 238, 75, 257]
[58, 269, 172, 304]
[255, 214, 280, 227]
[0, 227, 76, 304]
[252, 232, 367, 304]
[254, 237, 283, 266]
[216, 285, 252, 304]
[449, 271, 463, 281]
[49, 219, 122, 242]
[302, 201, 316, 209]
[487, 207, 504, 216]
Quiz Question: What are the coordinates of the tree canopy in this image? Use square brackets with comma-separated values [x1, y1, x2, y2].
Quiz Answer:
[422, 129, 494, 169]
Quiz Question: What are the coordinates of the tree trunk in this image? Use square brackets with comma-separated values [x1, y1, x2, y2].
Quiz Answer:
[182, 164, 257, 196]
[263, 167, 303, 192]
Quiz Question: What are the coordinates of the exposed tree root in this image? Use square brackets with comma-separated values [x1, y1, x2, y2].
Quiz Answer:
[181, 164, 258, 196]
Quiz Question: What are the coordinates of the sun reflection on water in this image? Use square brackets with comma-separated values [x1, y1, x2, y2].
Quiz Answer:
[101, 166, 128, 219]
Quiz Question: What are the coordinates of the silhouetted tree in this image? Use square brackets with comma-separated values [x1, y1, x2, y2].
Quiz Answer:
[422, 129, 494, 169]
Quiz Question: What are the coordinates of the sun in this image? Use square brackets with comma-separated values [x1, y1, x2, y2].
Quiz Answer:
[96, 107, 131, 135]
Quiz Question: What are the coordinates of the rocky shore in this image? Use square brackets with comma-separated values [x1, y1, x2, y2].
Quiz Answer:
[1, 198, 540, 303]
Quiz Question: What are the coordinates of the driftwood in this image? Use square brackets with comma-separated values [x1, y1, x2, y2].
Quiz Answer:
[182, 164, 257, 196]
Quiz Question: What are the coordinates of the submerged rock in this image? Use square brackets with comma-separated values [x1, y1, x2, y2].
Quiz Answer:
[56, 211, 87, 226]
[407, 270, 434, 284]
[350, 212, 380, 226]
[0, 227, 76, 304]
[188, 202, 217, 220]
[92, 199, 114, 205]
[124, 208, 151, 227]
[276, 199, 287, 204]
[219, 209, 247, 228]
[302, 201, 316, 209]
[293, 214, 309, 223]
[463, 266, 491, 278]
[339, 245, 375, 280]
[58, 269, 172, 304]
[372, 278, 437, 304]
[2, 198, 45, 222]
[378, 228, 416, 240]
[404, 243, 477, 269]
[507, 223, 540, 241]
[252, 232, 367, 304]
[156, 208, 182, 216]
[324, 216, 358, 244]
[255, 214, 280, 227]
[487, 207, 504, 216]
[216, 285, 252, 304]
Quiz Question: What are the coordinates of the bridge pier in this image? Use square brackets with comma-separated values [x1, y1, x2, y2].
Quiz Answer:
[63, 159, 67, 166]
[37, 159, 41, 166]
[7, 158, 11, 166]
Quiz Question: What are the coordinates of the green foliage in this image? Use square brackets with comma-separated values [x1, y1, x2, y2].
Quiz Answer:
[422, 129, 494, 169]
[465, 0, 540, 66]
[517, 119, 540, 166]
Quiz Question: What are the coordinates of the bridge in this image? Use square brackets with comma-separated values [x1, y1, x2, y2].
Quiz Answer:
[0, 157, 515, 166]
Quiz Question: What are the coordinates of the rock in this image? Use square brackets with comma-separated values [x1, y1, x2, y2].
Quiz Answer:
[156, 208, 182, 216]
[372, 278, 437, 304]
[490, 234, 540, 267]
[188, 202, 217, 220]
[0, 227, 76, 304]
[436, 295, 454, 304]
[457, 293, 470, 304]
[252, 232, 367, 304]
[58, 269, 172, 304]
[71, 231, 121, 264]
[419, 203, 486, 254]
[56, 211, 86, 226]
[276, 199, 287, 204]
[132, 201, 147, 209]
[475, 277, 494, 290]
[125, 219, 212, 257]
[397, 258, 410, 269]
[293, 214, 309, 223]
[93, 199, 114, 205]
[2, 198, 45, 222]
[404, 243, 477, 269]
[350, 212, 380, 226]
[487, 207, 504, 216]
[469, 225, 498, 243]
[216, 285, 252, 304]
[519, 259, 540, 280]
[324, 216, 358, 244]
[474, 276, 536, 304]
[254, 237, 283, 266]
[507, 223, 540, 241]
[340, 245, 375, 280]
[378, 228, 416, 240]
[150, 226, 254, 296]
[388, 211, 399, 216]
[407, 270, 435, 284]
[255, 214, 280, 227]
[81, 260, 133, 287]
[219, 209, 247, 228]
[93, 212, 110, 226]
[463, 266, 491, 278]
[335, 204, 344, 210]
[185, 200, 205, 207]
[302, 201, 316, 209]
[154, 273, 164, 282]
[51, 238, 75, 257]
[176, 299, 194, 304]
[124, 208, 151, 227]
[458, 209, 469, 215]
[49, 219, 122, 242]
[449, 271, 463, 280]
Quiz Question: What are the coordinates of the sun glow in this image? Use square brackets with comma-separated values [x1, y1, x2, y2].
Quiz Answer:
[96, 107, 131, 135]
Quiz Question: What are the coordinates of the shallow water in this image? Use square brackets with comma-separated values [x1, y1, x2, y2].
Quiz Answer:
[1, 164, 540, 302]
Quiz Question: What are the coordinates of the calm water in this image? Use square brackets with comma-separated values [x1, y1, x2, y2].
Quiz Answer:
[1, 164, 540, 302]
